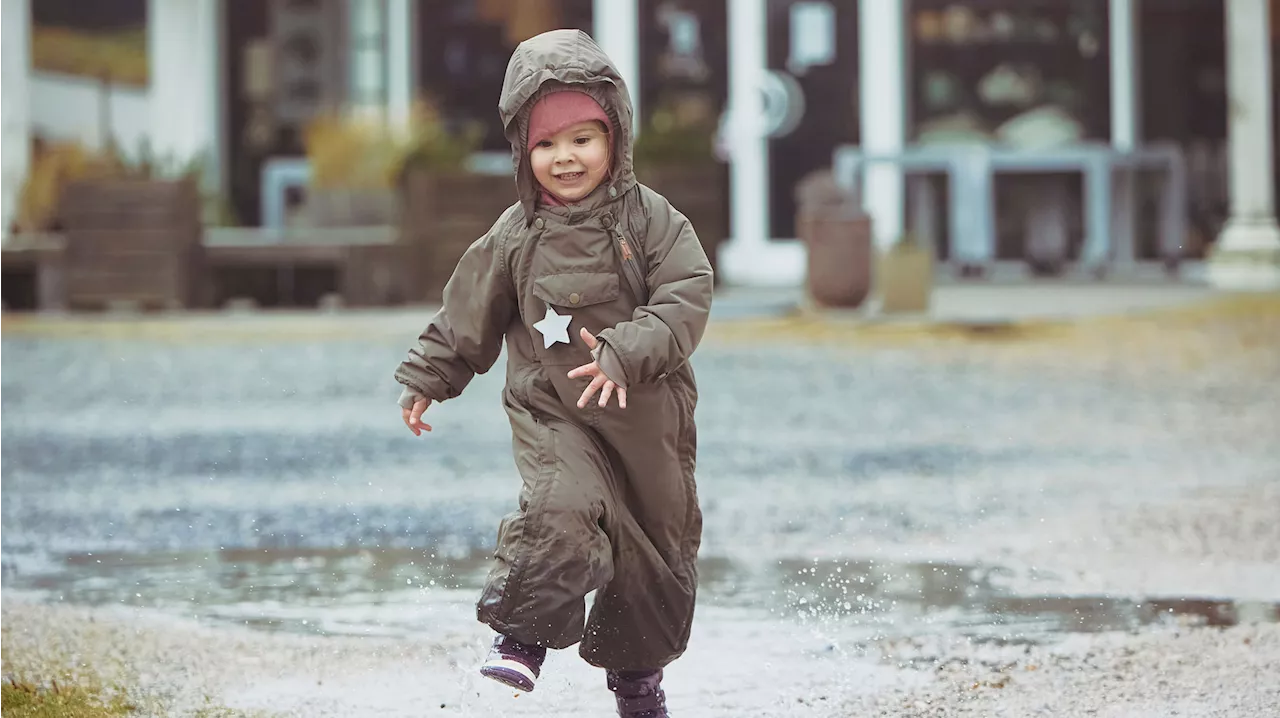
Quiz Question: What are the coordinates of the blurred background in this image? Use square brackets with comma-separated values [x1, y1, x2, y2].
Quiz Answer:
[2, 2, 1280, 715]
[2, 0, 1278, 312]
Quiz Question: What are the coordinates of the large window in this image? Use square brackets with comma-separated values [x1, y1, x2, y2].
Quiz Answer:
[417, 0, 594, 152]
[908, 0, 1111, 146]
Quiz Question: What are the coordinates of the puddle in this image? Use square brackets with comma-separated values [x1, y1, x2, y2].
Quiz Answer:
[701, 558, 1280, 640]
[4, 549, 1276, 642]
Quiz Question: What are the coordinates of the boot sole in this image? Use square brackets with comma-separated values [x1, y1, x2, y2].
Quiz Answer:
[480, 659, 538, 692]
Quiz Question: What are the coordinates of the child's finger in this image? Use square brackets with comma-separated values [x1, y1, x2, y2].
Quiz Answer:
[617, 386, 627, 409]
[579, 327, 597, 349]
[409, 401, 432, 434]
[598, 381, 614, 408]
[567, 362, 595, 379]
[577, 374, 606, 408]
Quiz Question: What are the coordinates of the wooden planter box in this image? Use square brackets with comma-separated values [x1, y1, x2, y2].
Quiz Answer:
[57, 178, 202, 311]
[398, 169, 517, 303]
[638, 163, 728, 284]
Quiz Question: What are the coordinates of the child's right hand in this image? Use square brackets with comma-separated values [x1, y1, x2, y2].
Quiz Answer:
[401, 396, 433, 436]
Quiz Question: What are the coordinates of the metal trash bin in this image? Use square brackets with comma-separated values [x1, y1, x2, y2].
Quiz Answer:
[795, 169, 872, 309]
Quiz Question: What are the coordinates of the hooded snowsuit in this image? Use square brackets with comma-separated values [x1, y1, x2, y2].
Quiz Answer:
[394, 29, 713, 671]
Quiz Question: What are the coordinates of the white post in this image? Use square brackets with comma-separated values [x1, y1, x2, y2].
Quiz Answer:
[2, 0, 32, 239]
[723, 0, 768, 283]
[593, 0, 640, 129]
[1109, 0, 1139, 266]
[858, 0, 906, 251]
[1109, 0, 1139, 151]
[348, 0, 387, 122]
[148, 0, 220, 190]
[1209, 0, 1280, 289]
[386, 0, 417, 134]
[716, 0, 806, 286]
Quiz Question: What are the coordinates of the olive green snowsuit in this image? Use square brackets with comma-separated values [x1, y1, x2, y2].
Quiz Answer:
[394, 29, 713, 671]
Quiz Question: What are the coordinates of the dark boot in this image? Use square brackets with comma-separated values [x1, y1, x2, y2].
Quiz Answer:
[607, 669, 669, 717]
[479, 634, 546, 692]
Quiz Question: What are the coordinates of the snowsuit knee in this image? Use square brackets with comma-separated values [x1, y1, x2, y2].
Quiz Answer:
[394, 29, 713, 671]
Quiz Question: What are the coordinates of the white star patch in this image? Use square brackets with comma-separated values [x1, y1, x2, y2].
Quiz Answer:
[532, 303, 572, 348]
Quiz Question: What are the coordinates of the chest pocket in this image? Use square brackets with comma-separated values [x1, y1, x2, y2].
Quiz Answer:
[528, 272, 621, 366]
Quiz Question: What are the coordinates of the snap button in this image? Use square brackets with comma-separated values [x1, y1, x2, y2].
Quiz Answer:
[569, 292, 581, 305]
[534, 217, 545, 229]
[608, 186, 618, 198]
[601, 214, 614, 228]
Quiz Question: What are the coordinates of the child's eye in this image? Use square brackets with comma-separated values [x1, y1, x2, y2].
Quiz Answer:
[536, 140, 553, 148]
[574, 136, 592, 145]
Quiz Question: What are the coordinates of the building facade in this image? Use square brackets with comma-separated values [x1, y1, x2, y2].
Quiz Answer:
[4, 0, 1278, 289]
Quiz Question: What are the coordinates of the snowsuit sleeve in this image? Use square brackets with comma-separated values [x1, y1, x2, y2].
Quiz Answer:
[394, 218, 516, 404]
[595, 199, 714, 386]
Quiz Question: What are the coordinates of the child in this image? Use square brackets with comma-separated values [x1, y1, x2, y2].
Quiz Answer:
[393, 29, 713, 717]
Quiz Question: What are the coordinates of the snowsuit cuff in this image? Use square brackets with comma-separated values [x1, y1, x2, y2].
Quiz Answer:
[592, 341, 629, 389]
[397, 386, 427, 409]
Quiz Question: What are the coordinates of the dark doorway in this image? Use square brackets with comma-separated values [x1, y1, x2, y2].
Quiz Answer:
[765, 0, 860, 239]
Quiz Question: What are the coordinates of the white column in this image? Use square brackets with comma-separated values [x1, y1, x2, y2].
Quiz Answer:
[148, 0, 220, 191]
[715, 0, 805, 287]
[593, 0, 640, 128]
[386, 0, 417, 134]
[1209, 0, 1280, 290]
[2, 0, 32, 239]
[1109, 0, 1139, 151]
[858, 0, 906, 252]
[1109, 0, 1140, 266]
[348, 0, 387, 121]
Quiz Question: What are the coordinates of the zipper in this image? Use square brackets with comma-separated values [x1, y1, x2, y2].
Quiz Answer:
[613, 229, 648, 304]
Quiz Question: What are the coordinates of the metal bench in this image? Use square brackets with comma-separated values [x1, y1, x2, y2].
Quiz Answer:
[832, 141, 1188, 276]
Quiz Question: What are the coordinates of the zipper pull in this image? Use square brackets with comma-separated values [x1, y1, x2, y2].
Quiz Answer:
[616, 231, 634, 261]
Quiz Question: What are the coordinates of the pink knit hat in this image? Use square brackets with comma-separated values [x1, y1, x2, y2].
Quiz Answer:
[526, 89, 612, 150]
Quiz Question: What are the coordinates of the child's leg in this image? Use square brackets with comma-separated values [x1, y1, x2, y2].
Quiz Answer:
[476, 409, 616, 650]
[579, 390, 702, 672]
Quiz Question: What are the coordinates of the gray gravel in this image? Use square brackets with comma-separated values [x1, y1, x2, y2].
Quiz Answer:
[3, 306, 1279, 715]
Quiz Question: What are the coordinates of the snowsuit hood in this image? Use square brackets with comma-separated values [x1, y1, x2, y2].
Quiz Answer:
[498, 29, 637, 223]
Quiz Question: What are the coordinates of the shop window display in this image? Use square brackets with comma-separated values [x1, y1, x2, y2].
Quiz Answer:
[910, 0, 1110, 147]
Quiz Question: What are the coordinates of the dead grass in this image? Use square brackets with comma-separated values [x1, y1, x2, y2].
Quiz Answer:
[1, 616, 265, 718]
[2, 294, 1277, 379]
[1, 678, 135, 718]
[707, 293, 1280, 378]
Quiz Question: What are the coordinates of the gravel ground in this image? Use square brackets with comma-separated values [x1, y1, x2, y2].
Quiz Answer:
[3, 295, 1279, 715]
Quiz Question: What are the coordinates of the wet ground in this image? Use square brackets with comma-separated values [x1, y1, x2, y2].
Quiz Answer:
[6, 547, 1278, 644]
[3, 302, 1279, 715]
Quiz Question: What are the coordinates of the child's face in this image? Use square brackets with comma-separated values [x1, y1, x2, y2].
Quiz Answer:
[529, 121, 611, 203]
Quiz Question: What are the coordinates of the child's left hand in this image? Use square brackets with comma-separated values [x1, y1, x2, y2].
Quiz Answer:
[567, 328, 627, 410]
